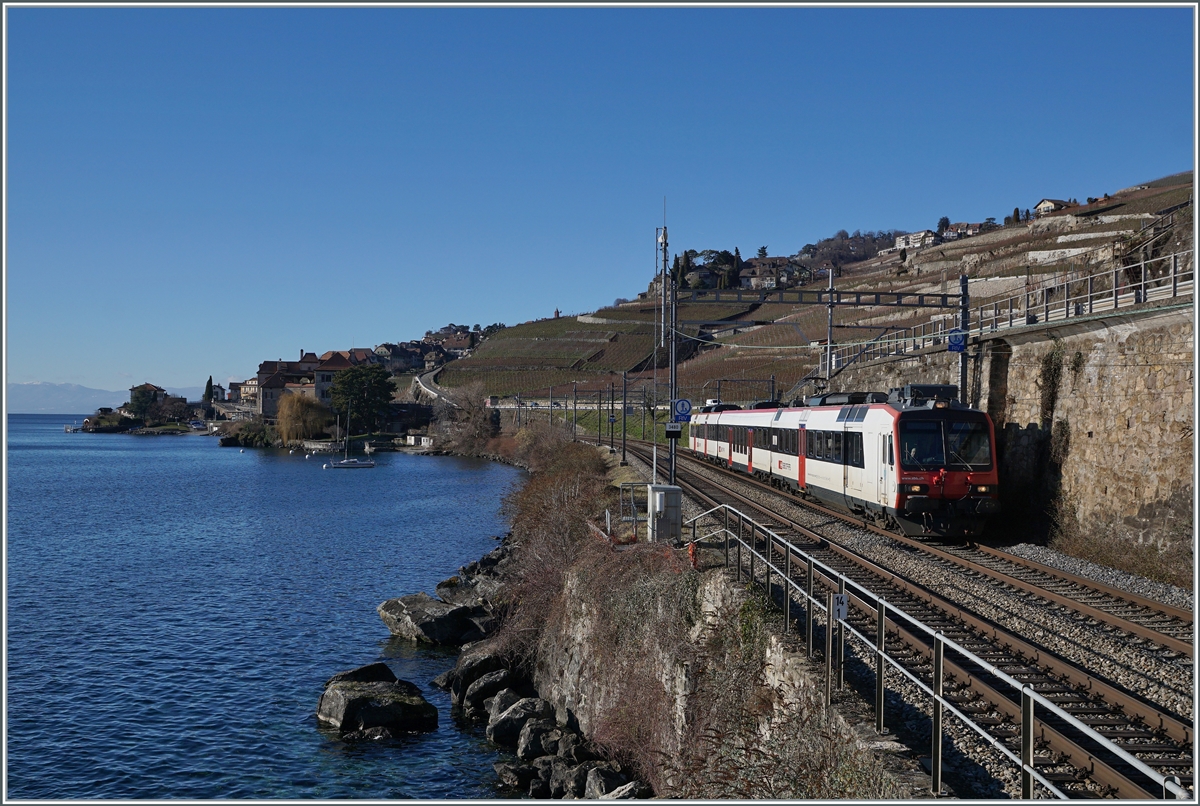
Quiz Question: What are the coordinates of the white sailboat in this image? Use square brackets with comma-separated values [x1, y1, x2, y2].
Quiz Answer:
[324, 405, 375, 469]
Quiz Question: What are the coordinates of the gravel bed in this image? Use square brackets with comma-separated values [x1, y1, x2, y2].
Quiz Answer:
[659, 452, 1194, 795]
[1001, 542, 1194, 612]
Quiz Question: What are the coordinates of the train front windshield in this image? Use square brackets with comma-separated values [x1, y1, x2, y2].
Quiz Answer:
[899, 418, 992, 471]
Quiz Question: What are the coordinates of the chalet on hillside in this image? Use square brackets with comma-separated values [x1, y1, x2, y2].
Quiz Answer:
[1035, 199, 1071, 217]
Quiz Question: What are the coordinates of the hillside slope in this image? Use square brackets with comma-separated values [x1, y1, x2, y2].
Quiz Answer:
[437, 172, 1192, 404]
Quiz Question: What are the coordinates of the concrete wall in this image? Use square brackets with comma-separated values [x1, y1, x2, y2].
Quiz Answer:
[825, 304, 1193, 552]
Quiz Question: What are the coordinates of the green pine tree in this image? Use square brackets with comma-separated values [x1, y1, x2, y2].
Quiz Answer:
[203, 375, 213, 403]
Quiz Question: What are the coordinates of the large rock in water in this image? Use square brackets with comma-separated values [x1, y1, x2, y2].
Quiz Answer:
[377, 593, 475, 645]
[317, 663, 437, 737]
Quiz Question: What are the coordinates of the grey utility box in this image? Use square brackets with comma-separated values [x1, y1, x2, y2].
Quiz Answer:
[647, 484, 683, 544]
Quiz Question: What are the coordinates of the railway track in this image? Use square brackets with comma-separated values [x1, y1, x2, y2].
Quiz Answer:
[625, 442, 1193, 798]
[641, 440, 1193, 660]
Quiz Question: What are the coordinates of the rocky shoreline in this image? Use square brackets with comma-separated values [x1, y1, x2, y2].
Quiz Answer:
[318, 532, 652, 799]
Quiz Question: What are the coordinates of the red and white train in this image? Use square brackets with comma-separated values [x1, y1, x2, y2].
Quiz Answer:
[688, 384, 1000, 538]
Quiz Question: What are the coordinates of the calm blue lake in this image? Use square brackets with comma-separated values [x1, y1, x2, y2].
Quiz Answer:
[5, 413, 525, 799]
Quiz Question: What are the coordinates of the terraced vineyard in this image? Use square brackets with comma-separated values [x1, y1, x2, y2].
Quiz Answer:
[435, 173, 1192, 403]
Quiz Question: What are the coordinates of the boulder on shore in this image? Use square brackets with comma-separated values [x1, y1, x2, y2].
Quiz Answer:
[486, 697, 555, 746]
[317, 663, 437, 737]
[377, 592, 475, 645]
[440, 647, 506, 706]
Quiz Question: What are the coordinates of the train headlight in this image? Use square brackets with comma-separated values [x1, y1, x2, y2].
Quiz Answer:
[903, 484, 927, 493]
[971, 485, 991, 494]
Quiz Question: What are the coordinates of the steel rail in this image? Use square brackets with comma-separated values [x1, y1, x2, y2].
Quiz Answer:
[636, 446, 1192, 798]
[655, 440, 1193, 659]
[713, 504, 1183, 799]
[664, 455, 1193, 746]
[973, 543, 1194, 625]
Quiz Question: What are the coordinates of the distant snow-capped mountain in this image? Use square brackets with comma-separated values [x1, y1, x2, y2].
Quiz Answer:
[6, 382, 205, 414]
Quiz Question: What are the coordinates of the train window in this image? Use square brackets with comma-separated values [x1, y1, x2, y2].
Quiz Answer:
[846, 432, 864, 468]
[832, 432, 843, 463]
[888, 436, 894, 466]
[900, 421, 945, 469]
[946, 420, 993, 469]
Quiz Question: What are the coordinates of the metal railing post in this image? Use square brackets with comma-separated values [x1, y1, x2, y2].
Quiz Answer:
[837, 577, 846, 689]
[1172, 254, 1178, 297]
[1042, 286, 1049, 323]
[748, 521, 755, 585]
[824, 591, 834, 707]
[736, 518, 743, 583]
[1088, 275, 1094, 314]
[1140, 259, 1147, 302]
[1008, 297, 1014, 327]
[932, 634, 944, 795]
[1021, 686, 1034, 798]
[784, 549, 792, 633]
[1113, 268, 1120, 310]
[806, 558, 815, 658]
[723, 507, 730, 567]
[876, 599, 887, 734]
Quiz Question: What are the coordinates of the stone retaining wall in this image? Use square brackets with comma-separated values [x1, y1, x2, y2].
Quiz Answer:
[825, 304, 1194, 554]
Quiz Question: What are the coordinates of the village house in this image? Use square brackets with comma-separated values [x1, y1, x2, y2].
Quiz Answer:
[441, 331, 477, 357]
[254, 350, 321, 417]
[1035, 199, 1071, 217]
[740, 257, 793, 290]
[314, 351, 353, 404]
[894, 230, 938, 250]
[684, 267, 718, 289]
[129, 382, 169, 404]
[229, 378, 258, 407]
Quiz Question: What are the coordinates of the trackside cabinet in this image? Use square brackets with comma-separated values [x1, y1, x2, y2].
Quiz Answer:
[647, 484, 682, 544]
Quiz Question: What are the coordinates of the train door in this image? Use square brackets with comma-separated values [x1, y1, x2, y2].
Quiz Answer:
[747, 429, 754, 474]
[797, 426, 806, 490]
[844, 428, 864, 506]
[878, 433, 893, 507]
[727, 427, 734, 469]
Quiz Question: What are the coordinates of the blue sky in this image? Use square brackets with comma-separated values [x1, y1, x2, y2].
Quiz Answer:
[5, 5, 1195, 391]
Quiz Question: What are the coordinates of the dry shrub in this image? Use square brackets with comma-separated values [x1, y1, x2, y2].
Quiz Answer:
[512, 421, 574, 473]
[492, 426, 904, 798]
[435, 381, 499, 455]
[491, 441, 614, 660]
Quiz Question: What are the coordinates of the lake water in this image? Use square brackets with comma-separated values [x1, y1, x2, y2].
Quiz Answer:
[5, 414, 525, 799]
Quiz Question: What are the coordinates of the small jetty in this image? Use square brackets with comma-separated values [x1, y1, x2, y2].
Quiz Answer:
[64, 423, 82, 433]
